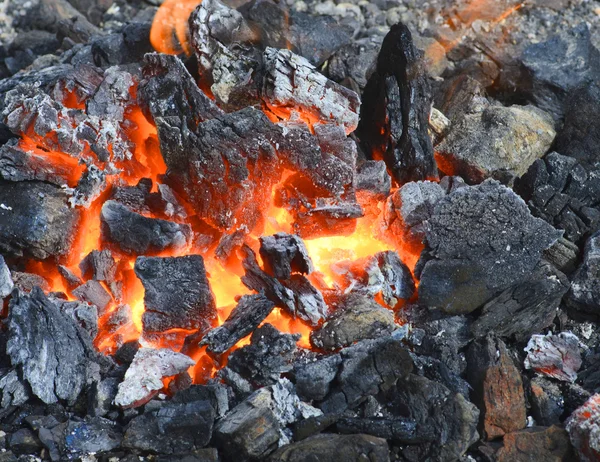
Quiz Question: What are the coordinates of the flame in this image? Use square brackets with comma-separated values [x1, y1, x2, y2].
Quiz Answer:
[150, 0, 202, 56]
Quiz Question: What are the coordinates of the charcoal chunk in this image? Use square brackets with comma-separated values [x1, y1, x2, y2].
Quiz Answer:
[0, 180, 80, 259]
[134, 255, 217, 333]
[0, 369, 29, 408]
[357, 23, 437, 184]
[101, 200, 191, 255]
[10, 271, 49, 293]
[56, 299, 99, 339]
[79, 249, 116, 283]
[566, 394, 600, 462]
[567, 232, 600, 315]
[355, 160, 391, 199]
[471, 261, 570, 342]
[72, 280, 112, 316]
[269, 434, 389, 462]
[310, 295, 395, 351]
[64, 417, 122, 457]
[529, 377, 564, 426]
[200, 294, 275, 355]
[496, 426, 574, 462]
[9, 429, 42, 456]
[0, 141, 74, 185]
[524, 332, 582, 383]
[6, 288, 101, 404]
[259, 233, 313, 280]
[294, 354, 342, 402]
[0, 255, 13, 299]
[419, 180, 562, 314]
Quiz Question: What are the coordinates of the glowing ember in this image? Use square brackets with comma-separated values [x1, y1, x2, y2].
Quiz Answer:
[150, 0, 202, 56]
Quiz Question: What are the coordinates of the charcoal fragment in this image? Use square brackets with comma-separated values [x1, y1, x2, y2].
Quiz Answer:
[72, 280, 112, 316]
[259, 233, 313, 280]
[355, 160, 391, 200]
[134, 255, 217, 334]
[56, 299, 98, 339]
[529, 377, 564, 426]
[10, 271, 49, 293]
[524, 332, 582, 383]
[79, 249, 116, 283]
[567, 232, 600, 315]
[0, 369, 29, 408]
[69, 164, 106, 208]
[64, 417, 122, 457]
[566, 394, 600, 462]
[294, 354, 342, 402]
[0, 255, 13, 299]
[200, 294, 275, 355]
[101, 200, 191, 255]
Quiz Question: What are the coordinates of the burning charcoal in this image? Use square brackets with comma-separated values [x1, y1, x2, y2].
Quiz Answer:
[294, 354, 342, 402]
[0, 255, 13, 299]
[270, 434, 389, 462]
[134, 255, 217, 333]
[114, 348, 195, 408]
[6, 288, 102, 404]
[123, 391, 215, 454]
[471, 261, 570, 342]
[57, 265, 83, 290]
[529, 377, 564, 426]
[418, 179, 562, 314]
[524, 332, 582, 383]
[56, 299, 98, 339]
[321, 338, 413, 412]
[200, 294, 275, 355]
[466, 335, 527, 440]
[310, 295, 395, 351]
[262, 48, 360, 135]
[355, 160, 391, 201]
[436, 104, 555, 184]
[357, 23, 437, 184]
[10, 271, 49, 293]
[0, 180, 80, 259]
[64, 417, 122, 457]
[259, 233, 313, 280]
[566, 394, 600, 462]
[72, 280, 112, 316]
[0, 369, 30, 408]
[438, 75, 489, 124]
[390, 374, 479, 461]
[518, 24, 600, 121]
[101, 200, 191, 255]
[391, 180, 444, 237]
[79, 249, 116, 283]
[567, 232, 600, 315]
[496, 426, 574, 462]
[227, 324, 299, 387]
[241, 246, 327, 325]
[69, 164, 106, 208]
[157, 183, 186, 220]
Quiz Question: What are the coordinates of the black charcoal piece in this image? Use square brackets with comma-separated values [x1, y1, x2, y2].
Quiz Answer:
[471, 261, 570, 342]
[101, 200, 191, 255]
[259, 233, 313, 280]
[294, 354, 342, 402]
[88, 377, 119, 418]
[57, 265, 83, 290]
[529, 377, 564, 426]
[418, 179, 562, 314]
[79, 249, 116, 283]
[356, 160, 391, 199]
[64, 417, 122, 457]
[6, 288, 101, 404]
[200, 294, 275, 355]
[357, 23, 437, 184]
[0, 180, 80, 259]
[567, 232, 600, 315]
[134, 255, 217, 333]
[72, 280, 112, 317]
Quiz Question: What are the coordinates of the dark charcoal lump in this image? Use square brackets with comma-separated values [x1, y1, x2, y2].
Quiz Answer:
[6, 288, 102, 404]
[566, 232, 600, 316]
[72, 280, 112, 317]
[0, 180, 80, 259]
[134, 255, 217, 333]
[64, 417, 123, 457]
[259, 233, 313, 280]
[79, 249, 116, 283]
[357, 23, 437, 184]
[294, 354, 342, 402]
[515, 152, 600, 245]
[101, 200, 191, 255]
[471, 260, 570, 342]
[418, 179, 562, 314]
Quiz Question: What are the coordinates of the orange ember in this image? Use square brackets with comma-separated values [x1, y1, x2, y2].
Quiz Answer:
[150, 0, 202, 56]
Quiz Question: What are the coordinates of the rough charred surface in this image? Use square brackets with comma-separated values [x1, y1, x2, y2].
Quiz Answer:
[72, 280, 112, 317]
[326, 37, 383, 94]
[6, 288, 102, 404]
[64, 417, 123, 458]
[519, 24, 600, 121]
[227, 324, 300, 387]
[0, 180, 80, 259]
[355, 160, 391, 201]
[79, 249, 116, 283]
[357, 23, 437, 184]
[471, 261, 570, 342]
[134, 255, 217, 334]
[495, 426, 574, 462]
[418, 179, 562, 314]
[101, 200, 191, 255]
[269, 434, 389, 462]
[56, 299, 99, 339]
[241, 246, 328, 325]
[310, 295, 396, 351]
[200, 294, 275, 355]
[259, 233, 313, 280]
[529, 377, 564, 426]
[70, 164, 106, 208]
[123, 389, 215, 454]
[10, 271, 49, 293]
[0, 369, 29, 408]
[524, 332, 582, 383]
[114, 348, 195, 408]
[436, 104, 556, 184]
[544, 237, 580, 274]
[515, 152, 600, 245]
[294, 354, 342, 402]
[567, 232, 600, 315]
[466, 335, 526, 440]
[0, 254, 13, 299]
[566, 394, 600, 462]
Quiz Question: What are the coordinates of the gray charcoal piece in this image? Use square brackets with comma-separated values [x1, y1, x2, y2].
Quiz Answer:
[72, 280, 112, 317]
[101, 200, 191, 255]
[69, 164, 107, 208]
[0, 369, 30, 408]
[524, 332, 582, 383]
[10, 271, 49, 293]
[200, 294, 275, 355]
[6, 288, 102, 404]
[0, 255, 13, 299]
[355, 160, 391, 199]
[0, 180, 80, 259]
[64, 417, 122, 457]
[529, 376, 564, 426]
[567, 232, 600, 315]
[56, 299, 99, 339]
[295, 354, 342, 402]
[79, 249, 117, 283]
[418, 179, 562, 314]
[259, 233, 313, 280]
[134, 255, 217, 333]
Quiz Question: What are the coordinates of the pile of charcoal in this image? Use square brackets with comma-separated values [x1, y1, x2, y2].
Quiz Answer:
[1, 0, 600, 461]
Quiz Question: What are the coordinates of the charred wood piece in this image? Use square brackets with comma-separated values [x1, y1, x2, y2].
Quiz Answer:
[79, 249, 117, 283]
[259, 233, 313, 279]
[72, 280, 112, 317]
[357, 23, 437, 184]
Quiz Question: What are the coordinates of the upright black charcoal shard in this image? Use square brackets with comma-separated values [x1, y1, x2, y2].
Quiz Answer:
[357, 23, 437, 184]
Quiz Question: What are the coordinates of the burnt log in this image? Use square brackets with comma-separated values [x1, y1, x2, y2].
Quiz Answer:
[357, 23, 437, 184]
[200, 294, 275, 355]
[134, 255, 217, 334]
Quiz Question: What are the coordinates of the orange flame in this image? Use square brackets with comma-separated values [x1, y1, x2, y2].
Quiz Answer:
[150, 0, 202, 56]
